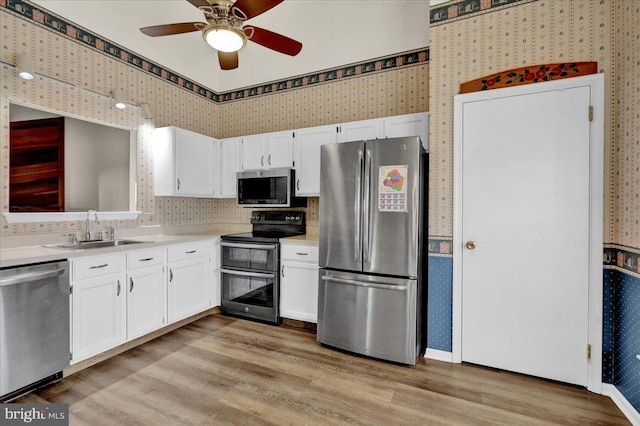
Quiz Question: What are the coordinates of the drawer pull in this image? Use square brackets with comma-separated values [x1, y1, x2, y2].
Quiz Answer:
[185, 250, 197, 254]
[295, 252, 308, 256]
[139, 257, 154, 262]
[89, 264, 109, 269]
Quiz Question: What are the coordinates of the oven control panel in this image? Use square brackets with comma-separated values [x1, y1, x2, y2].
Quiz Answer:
[251, 211, 305, 226]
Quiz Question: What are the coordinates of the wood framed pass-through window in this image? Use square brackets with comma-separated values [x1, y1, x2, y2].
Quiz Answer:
[9, 117, 65, 212]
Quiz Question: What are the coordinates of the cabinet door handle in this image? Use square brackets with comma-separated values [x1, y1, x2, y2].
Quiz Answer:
[261, 155, 264, 167]
[129, 277, 134, 292]
[89, 264, 108, 269]
[268, 154, 271, 166]
[296, 179, 300, 191]
[117, 280, 121, 296]
[177, 178, 181, 191]
[169, 269, 173, 282]
[281, 264, 285, 277]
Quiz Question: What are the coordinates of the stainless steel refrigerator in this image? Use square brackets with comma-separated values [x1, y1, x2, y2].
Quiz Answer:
[317, 136, 427, 365]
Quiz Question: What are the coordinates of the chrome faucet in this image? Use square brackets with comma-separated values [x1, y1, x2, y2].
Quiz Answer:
[85, 209, 100, 241]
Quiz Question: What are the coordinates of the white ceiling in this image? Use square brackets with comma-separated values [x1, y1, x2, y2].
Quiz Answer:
[31, 0, 432, 93]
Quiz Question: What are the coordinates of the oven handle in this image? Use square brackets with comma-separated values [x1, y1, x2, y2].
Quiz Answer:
[220, 268, 276, 279]
[220, 242, 278, 250]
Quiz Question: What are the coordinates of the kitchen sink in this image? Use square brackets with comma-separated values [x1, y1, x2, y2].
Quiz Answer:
[46, 239, 149, 250]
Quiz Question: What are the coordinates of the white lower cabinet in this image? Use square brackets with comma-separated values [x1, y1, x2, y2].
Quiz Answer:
[167, 241, 213, 323]
[280, 243, 319, 323]
[71, 239, 216, 364]
[71, 254, 126, 363]
[126, 247, 166, 340]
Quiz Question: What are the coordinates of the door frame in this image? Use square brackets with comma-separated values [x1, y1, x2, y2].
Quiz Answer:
[452, 74, 604, 393]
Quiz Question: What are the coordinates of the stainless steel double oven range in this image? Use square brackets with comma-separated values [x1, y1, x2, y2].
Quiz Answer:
[220, 211, 305, 324]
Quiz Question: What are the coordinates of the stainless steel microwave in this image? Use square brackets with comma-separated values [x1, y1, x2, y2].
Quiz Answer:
[237, 168, 307, 208]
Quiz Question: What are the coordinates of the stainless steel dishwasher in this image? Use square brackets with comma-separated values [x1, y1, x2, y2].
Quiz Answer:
[0, 260, 70, 401]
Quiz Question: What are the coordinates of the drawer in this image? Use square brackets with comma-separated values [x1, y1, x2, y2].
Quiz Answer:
[127, 247, 165, 270]
[167, 240, 212, 262]
[73, 254, 124, 281]
[281, 244, 319, 263]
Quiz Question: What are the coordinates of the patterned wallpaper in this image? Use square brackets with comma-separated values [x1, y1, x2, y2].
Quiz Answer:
[612, 0, 640, 251]
[0, 5, 428, 235]
[1, 0, 638, 258]
[428, 0, 614, 243]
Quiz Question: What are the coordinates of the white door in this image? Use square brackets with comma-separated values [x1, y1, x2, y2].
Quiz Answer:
[241, 134, 267, 170]
[280, 261, 318, 323]
[127, 265, 166, 340]
[266, 130, 294, 169]
[293, 124, 338, 196]
[167, 257, 210, 323]
[175, 129, 214, 196]
[338, 118, 384, 142]
[456, 81, 598, 387]
[72, 274, 126, 362]
[383, 112, 429, 149]
[219, 137, 240, 198]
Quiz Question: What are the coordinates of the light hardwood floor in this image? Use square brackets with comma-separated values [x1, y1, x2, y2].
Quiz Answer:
[17, 314, 629, 425]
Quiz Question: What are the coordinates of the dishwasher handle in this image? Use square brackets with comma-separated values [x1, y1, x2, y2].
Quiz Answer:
[0, 268, 65, 287]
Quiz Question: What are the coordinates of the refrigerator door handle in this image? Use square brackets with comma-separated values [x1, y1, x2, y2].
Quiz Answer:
[363, 148, 372, 263]
[355, 149, 364, 261]
[321, 275, 408, 291]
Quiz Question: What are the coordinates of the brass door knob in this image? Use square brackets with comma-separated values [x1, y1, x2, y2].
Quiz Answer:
[466, 241, 476, 250]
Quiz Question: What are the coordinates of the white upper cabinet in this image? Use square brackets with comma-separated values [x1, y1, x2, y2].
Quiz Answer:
[153, 126, 216, 197]
[338, 118, 384, 143]
[240, 133, 268, 171]
[218, 137, 241, 198]
[293, 125, 339, 196]
[383, 112, 429, 150]
[240, 131, 294, 171]
[266, 130, 295, 169]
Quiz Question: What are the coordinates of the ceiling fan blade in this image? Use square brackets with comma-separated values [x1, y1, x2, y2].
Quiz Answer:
[218, 51, 239, 70]
[245, 26, 302, 56]
[231, 0, 283, 20]
[186, 0, 210, 9]
[140, 22, 204, 37]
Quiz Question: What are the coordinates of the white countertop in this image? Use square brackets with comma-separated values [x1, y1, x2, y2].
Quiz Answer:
[0, 227, 318, 268]
[280, 234, 319, 245]
[0, 232, 225, 268]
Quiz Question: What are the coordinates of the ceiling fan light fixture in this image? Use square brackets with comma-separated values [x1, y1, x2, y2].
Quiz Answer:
[203, 24, 245, 52]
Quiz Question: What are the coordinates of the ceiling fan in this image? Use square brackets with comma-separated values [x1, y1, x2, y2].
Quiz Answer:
[140, 0, 302, 70]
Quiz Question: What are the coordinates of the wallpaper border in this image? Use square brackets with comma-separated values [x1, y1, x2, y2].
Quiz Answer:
[430, 239, 640, 275]
[604, 244, 640, 279]
[429, 0, 538, 26]
[1, 0, 429, 104]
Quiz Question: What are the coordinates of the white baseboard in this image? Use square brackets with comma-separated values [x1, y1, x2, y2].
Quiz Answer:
[602, 383, 640, 426]
[425, 348, 454, 363]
